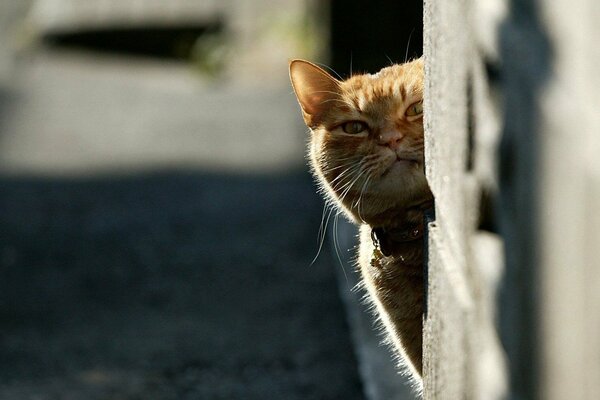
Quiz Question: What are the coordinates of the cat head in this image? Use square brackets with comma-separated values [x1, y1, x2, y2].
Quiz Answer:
[289, 58, 431, 227]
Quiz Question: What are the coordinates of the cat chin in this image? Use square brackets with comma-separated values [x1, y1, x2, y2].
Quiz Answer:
[382, 158, 421, 177]
[373, 168, 429, 200]
[336, 172, 431, 227]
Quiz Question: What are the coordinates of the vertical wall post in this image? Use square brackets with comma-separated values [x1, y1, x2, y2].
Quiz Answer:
[424, 0, 508, 398]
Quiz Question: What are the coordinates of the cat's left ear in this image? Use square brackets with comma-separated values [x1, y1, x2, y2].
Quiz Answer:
[289, 59, 341, 127]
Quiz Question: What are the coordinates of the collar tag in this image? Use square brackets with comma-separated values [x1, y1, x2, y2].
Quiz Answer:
[371, 222, 424, 257]
[370, 247, 384, 269]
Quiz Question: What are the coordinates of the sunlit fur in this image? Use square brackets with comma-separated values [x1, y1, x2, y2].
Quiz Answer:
[291, 58, 430, 227]
[290, 58, 432, 388]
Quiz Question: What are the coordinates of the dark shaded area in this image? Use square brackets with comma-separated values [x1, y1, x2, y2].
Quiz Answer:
[477, 189, 499, 234]
[466, 73, 475, 172]
[498, 0, 552, 397]
[329, 0, 423, 75]
[43, 24, 220, 60]
[0, 171, 363, 399]
[470, 69, 501, 235]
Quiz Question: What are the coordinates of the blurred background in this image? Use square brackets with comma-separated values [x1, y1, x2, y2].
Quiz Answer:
[0, 1, 422, 399]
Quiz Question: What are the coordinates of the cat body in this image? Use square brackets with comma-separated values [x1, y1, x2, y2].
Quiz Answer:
[289, 58, 432, 382]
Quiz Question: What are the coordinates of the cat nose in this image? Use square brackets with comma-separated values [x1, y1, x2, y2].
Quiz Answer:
[378, 130, 404, 149]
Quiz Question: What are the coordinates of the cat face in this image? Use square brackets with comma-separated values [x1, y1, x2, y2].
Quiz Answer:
[290, 58, 431, 226]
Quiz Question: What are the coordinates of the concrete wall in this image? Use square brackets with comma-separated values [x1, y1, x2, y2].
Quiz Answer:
[424, 0, 600, 398]
[423, 0, 508, 398]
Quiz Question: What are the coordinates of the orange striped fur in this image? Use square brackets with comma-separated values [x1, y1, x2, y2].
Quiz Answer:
[290, 58, 432, 387]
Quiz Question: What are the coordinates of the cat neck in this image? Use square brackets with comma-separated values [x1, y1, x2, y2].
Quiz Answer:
[365, 198, 433, 229]
[368, 199, 434, 257]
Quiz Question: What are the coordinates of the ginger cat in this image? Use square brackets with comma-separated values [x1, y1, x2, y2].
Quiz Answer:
[289, 58, 432, 383]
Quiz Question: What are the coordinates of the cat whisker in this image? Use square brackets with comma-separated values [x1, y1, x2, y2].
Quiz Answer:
[316, 203, 329, 247]
[328, 160, 367, 186]
[307, 90, 355, 109]
[328, 164, 363, 188]
[320, 155, 364, 168]
[330, 156, 378, 198]
[332, 210, 349, 286]
[360, 154, 380, 163]
[404, 28, 415, 63]
[337, 167, 369, 205]
[332, 168, 364, 195]
[311, 203, 336, 266]
[312, 62, 344, 81]
[318, 98, 356, 108]
[385, 54, 394, 66]
[354, 174, 372, 223]
[309, 90, 342, 96]
[321, 161, 360, 173]
[321, 156, 360, 166]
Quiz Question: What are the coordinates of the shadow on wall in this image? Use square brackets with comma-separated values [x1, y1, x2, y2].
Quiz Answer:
[497, 0, 552, 398]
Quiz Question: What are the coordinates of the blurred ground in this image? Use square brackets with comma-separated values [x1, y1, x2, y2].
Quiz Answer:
[0, 50, 364, 399]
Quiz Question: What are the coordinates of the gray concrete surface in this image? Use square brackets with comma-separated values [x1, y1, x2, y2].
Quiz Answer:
[423, 0, 508, 398]
[0, 50, 364, 399]
[424, 0, 600, 398]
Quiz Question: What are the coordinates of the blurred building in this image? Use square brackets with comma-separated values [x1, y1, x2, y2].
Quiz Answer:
[0, 0, 328, 176]
[28, 0, 327, 85]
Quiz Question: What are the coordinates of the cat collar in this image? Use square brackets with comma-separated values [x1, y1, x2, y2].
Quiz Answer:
[371, 222, 424, 257]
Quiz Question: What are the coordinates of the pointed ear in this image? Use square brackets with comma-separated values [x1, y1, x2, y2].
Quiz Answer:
[289, 59, 342, 127]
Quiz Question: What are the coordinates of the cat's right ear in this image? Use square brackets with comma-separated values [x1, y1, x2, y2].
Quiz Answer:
[289, 59, 341, 127]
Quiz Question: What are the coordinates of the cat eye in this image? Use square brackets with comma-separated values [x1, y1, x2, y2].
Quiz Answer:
[405, 101, 423, 117]
[341, 121, 369, 135]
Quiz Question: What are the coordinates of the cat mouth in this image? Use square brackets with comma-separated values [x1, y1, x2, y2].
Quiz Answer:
[381, 157, 419, 177]
[395, 156, 418, 164]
